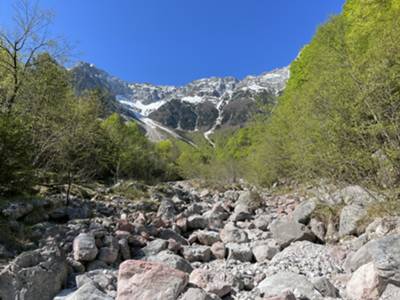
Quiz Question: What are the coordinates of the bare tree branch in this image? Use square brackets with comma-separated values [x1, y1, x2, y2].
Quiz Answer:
[0, 0, 66, 113]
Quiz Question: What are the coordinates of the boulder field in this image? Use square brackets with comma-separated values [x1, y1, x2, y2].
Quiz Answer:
[0, 181, 399, 300]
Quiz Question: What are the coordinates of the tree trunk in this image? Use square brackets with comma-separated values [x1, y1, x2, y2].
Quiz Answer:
[115, 161, 120, 184]
[66, 170, 72, 207]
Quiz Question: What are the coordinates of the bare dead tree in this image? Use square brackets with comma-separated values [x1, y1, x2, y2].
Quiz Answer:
[0, 0, 67, 113]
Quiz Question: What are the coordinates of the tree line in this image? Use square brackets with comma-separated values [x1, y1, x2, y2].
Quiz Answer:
[0, 1, 179, 196]
[176, 0, 400, 188]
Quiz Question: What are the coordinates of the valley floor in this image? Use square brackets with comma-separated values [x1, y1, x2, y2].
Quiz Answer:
[0, 180, 399, 300]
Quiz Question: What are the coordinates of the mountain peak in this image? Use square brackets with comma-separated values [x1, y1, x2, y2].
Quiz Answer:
[70, 62, 290, 142]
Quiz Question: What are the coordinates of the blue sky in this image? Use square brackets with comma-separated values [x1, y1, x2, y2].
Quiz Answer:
[0, 1, 345, 86]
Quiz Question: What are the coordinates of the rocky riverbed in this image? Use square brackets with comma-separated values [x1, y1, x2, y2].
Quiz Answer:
[0, 181, 399, 300]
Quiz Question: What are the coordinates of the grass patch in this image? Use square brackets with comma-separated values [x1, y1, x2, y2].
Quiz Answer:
[357, 197, 400, 230]
[312, 202, 345, 225]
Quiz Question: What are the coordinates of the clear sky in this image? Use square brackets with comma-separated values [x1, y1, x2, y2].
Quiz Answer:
[0, 0, 345, 86]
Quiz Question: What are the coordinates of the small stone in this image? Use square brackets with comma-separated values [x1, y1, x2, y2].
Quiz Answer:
[189, 269, 232, 297]
[257, 271, 320, 300]
[73, 233, 98, 262]
[197, 230, 221, 246]
[254, 214, 272, 231]
[182, 244, 212, 262]
[118, 239, 131, 261]
[142, 239, 168, 257]
[312, 277, 338, 298]
[292, 199, 316, 224]
[220, 223, 248, 244]
[346, 262, 385, 300]
[67, 257, 85, 273]
[168, 238, 182, 253]
[309, 218, 326, 242]
[188, 215, 208, 230]
[98, 247, 119, 264]
[270, 218, 316, 248]
[146, 250, 193, 273]
[211, 242, 226, 259]
[226, 243, 253, 262]
[252, 240, 280, 262]
[159, 228, 189, 245]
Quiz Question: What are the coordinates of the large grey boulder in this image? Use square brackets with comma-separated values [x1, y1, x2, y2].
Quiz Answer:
[310, 218, 326, 241]
[188, 215, 208, 230]
[336, 185, 380, 237]
[189, 268, 232, 297]
[252, 239, 280, 262]
[346, 262, 385, 300]
[0, 246, 68, 300]
[334, 185, 376, 205]
[203, 203, 230, 229]
[185, 203, 204, 217]
[254, 214, 272, 231]
[344, 234, 400, 284]
[236, 190, 261, 209]
[312, 277, 339, 298]
[182, 244, 212, 262]
[146, 250, 193, 273]
[118, 239, 131, 260]
[231, 203, 252, 222]
[75, 269, 117, 295]
[73, 233, 98, 262]
[380, 283, 400, 300]
[270, 218, 316, 248]
[159, 228, 189, 245]
[257, 271, 322, 300]
[117, 260, 188, 300]
[142, 239, 168, 256]
[157, 198, 177, 222]
[98, 246, 119, 264]
[220, 222, 248, 244]
[210, 242, 226, 259]
[226, 243, 253, 262]
[292, 199, 316, 224]
[339, 203, 367, 237]
[230, 191, 260, 222]
[196, 230, 221, 246]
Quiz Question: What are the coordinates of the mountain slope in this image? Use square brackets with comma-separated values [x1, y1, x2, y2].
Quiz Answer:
[70, 63, 289, 144]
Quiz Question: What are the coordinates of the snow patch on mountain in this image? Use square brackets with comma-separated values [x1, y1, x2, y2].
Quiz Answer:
[119, 99, 196, 146]
[204, 98, 227, 147]
[181, 95, 205, 104]
[71, 62, 290, 146]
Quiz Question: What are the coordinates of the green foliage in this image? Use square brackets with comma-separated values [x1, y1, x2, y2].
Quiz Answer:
[102, 114, 179, 182]
[312, 202, 345, 225]
[235, 0, 400, 186]
[0, 49, 179, 193]
[44, 97, 111, 188]
[0, 114, 34, 194]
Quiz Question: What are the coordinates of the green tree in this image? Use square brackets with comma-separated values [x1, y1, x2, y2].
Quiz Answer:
[0, 114, 33, 194]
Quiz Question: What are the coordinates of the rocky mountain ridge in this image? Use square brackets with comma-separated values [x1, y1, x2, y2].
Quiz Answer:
[1, 181, 399, 300]
[70, 63, 289, 143]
